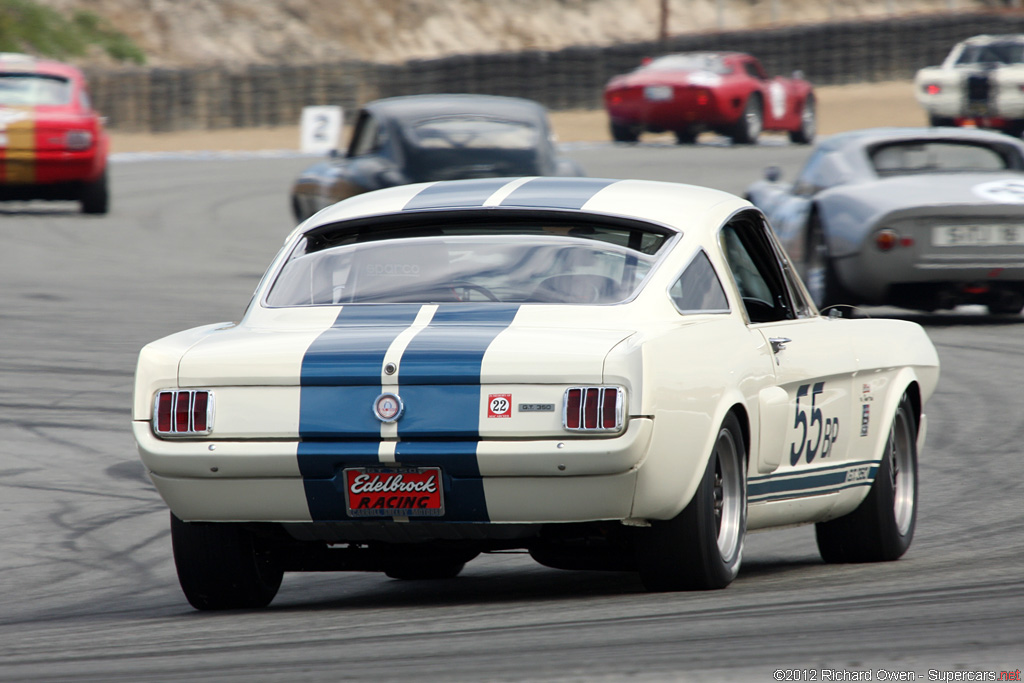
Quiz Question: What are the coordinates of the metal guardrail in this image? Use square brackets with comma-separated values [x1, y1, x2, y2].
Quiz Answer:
[84, 10, 1024, 132]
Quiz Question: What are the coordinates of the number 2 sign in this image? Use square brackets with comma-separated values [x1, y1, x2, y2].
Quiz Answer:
[300, 105, 343, 155]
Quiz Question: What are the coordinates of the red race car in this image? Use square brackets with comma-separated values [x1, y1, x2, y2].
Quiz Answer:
[604, 51, 815, 145]
[0, 53, 109, 214]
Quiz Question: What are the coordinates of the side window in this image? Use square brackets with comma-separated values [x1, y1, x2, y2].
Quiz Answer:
[669, 250, 729, 314]
[720, 216, 795, 324]
[743, 60, 767, 79]
[347, 112, 382, 157]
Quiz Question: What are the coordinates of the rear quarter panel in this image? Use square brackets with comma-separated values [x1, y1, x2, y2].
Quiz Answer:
[610, 315, 776, 520]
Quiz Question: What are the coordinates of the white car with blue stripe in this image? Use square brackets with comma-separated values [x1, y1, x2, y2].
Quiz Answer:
[132, 176, 940, 610]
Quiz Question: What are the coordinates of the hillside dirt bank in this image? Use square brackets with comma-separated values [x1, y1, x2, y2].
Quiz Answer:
[109, 81, 926, 154]
[36, 0, 985, 68]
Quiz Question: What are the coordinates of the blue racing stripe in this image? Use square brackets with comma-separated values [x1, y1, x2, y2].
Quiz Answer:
[748, 462, 878, 503]
[299, 304, 420, 439]
[402, 178, 514, 210]
[499, 177, 618, 210]
[298, 442, 380, 521]
[298, 305, 420, 520]
[396, 441, 488, 522]
[398, 304, 520, 385]
[397, 304, 518, 439]
[301, 305, 420, 386]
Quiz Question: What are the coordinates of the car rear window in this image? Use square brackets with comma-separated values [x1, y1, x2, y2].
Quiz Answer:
[409, 116, 539, 151]
[0, 74, 71, 106]
[265, 217, 671, 307]
[869, 141, 1017, 176]
[641, 54, 732, 75]
[956, 43, 1024, 65]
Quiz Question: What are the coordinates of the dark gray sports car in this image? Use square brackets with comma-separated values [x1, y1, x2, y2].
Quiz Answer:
[290, 94, 584, 222]
[747, 127, 1024, 315]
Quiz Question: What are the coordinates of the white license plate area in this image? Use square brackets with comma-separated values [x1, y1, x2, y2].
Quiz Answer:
[932, 224, 1024, 247]
[643, 85, 674, 102]
[343, 467, 444, 517]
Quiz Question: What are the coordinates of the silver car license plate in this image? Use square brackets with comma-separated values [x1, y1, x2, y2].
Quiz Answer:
[932, 224, 1024, 247]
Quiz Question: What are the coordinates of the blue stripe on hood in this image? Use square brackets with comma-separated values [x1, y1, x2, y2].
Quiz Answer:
[499, 177, 618, 209]
[402, 178, 513, 210]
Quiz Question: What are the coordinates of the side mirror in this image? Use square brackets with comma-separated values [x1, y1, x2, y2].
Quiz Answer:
[764, 166, 782, 182]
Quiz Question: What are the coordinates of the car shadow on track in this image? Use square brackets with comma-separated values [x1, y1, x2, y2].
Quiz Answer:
[205, 554, 830, 615]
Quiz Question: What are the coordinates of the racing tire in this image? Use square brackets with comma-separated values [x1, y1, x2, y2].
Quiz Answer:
[986, 291, 1024, 315]
[674, 128, 698, 145]
[730, 95, 763, 145]
[789, 95, 816, 145]
[79, 170, 109, 215]
[291, 195, 305, 223]
[804, 213, 845, 310]
[636, 413, 747, 591]
[171, 514, 283, 610]
[610, 120, 640, 143]
[816, 393, 918, 563]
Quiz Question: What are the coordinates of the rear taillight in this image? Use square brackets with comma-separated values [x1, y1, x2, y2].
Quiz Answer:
[64, 130, 93, 150]
[154, 390, 213, 436]
[563, 387, 623, 432]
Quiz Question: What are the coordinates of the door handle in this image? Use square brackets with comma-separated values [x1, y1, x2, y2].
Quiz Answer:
[769, 337, 791, 353]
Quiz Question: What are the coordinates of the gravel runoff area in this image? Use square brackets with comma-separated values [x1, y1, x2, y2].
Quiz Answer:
[108, 80, 926, 154]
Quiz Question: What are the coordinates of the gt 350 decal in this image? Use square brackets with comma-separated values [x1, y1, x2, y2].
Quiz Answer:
[789, 382, 840, 466]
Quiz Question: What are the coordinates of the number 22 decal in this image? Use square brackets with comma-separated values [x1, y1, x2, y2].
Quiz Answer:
[788, 382, 839, 465]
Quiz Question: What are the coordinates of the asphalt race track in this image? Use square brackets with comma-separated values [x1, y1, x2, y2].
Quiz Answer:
[1, 138, 1022, 682]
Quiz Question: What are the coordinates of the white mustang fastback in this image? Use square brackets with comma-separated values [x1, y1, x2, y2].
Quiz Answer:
[132, 177, 940, 610]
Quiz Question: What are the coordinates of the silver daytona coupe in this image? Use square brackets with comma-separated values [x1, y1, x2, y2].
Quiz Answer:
[746, 127, 1024, 314]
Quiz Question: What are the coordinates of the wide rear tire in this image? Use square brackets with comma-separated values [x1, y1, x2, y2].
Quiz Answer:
[803, 213, 846, 311]
[80, 170, 109, 215]
[731, 95, 763, 145]
[171, 514, 283, 610]
[610, 120, 639, 143]
[636, 413, 747, 591]
[789, 94, 816, 144]
[816, 393, 918, 562]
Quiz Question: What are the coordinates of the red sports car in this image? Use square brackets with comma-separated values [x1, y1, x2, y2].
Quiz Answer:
[0, 53, 109, 214]
[604, 52, 816, 145]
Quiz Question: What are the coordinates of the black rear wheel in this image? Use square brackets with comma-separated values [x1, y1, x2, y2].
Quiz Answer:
[636, 413, 747, 591]
[789, 95, 816, 144]
[80, 170, 109, 214]
[674, 128, 698, 145]
[816, 393, 918, 562]
[171, 514, 283, 610]
[731, 96, 763, 145]
[610, 120, 639, 143]
[803, 213, 845, 310]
